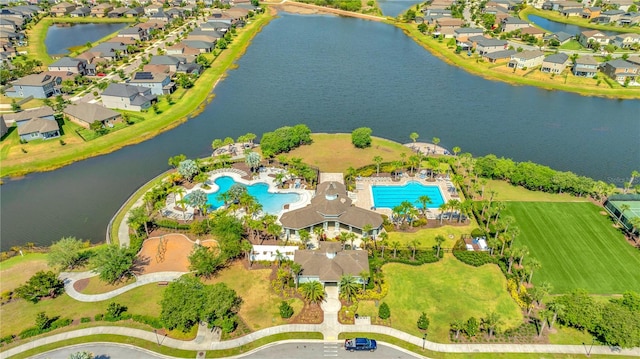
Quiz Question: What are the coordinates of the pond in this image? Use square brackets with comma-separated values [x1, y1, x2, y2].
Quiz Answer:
[45, 22, 129, 56]
[528, 15, 619, 36]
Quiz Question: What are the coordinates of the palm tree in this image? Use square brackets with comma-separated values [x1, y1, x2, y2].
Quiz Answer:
[338, 232, 348, 250]
[313, 226, 325, 242]
[391, 241, 400, 258]
[435, 234, 445, 258]
[373, 156, 383, 176]
[245, 151, 262, 174]
[379, 233, 388, 259]
[518, 245, 529, 266]
[629, 217, 640, 243]
[546, 301, 565, 329]
[481, 312, 502, 338]
[447, 199, 461, 222]
[241, 240, 253, 267]
[408, 154, 421, 175]
[347, 232, 357, 249]
[507, 226, 520, 249]
[299, 281, 325, 305]
[526, 258, 541, 283]
[274, 172, 285, 188]
[361, 235, 371, 252]
[417, 195, 432, 217]
[299, 229, 311, 249]
[359, 270, 370, 291]
[339, 275, 359, 303]
[290, 262, 303, 289]
[438, 202, 448, 224]
[432, 137, 440, 154]
[451, 319, 464, 339]
[452, 146, 461, 157]
[409, 132, 419, 147]
[626, 170, 639, 193]
[409, 238, 420, 260]
[617, 204, 630, 225]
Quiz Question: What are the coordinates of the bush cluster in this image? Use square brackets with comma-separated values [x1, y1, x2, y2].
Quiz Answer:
[19, 318, 72, 339]
[452, 250, 496, 267]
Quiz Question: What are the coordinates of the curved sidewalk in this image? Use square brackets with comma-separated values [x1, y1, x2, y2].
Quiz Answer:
[60, 271, 187, 302]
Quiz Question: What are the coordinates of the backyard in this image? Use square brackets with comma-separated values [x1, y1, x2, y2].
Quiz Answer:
[356, 256, 523, 343]
[503, 202, 640, 294]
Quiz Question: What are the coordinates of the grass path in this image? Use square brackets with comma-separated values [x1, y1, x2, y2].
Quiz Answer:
[504, 202, 640, 294]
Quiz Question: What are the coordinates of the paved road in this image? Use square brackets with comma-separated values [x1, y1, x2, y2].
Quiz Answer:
[26, 341, 424, 359]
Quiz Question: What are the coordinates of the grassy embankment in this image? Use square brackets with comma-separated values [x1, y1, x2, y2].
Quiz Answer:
[503, 201, 640, 294]
[394, 21, 640, 100]
[520, 7, 640, 34]
[0, 11, 274, 179]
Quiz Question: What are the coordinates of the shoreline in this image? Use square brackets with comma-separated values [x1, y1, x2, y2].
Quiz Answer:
[0, 11, 275, 180]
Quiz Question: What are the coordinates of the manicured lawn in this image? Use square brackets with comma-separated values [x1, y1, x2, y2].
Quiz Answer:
[202, 262, 304, 330]
[386, 225, 478, 249]
[483, 180, 589, 202]
[558, 40, 584, 50]
[0, 283, 165, 336]
[504, 202, 640, 294]
[0, 253, 49, 293]
[284, 133, 414, 173]
[357, 256, 523, 343]
[78, 275, 136, 294]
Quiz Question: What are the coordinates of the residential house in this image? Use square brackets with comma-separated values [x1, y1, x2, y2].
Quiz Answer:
[626, 55, 640, 66]
[483, 49, 516, 63]
[48, 56, 88, 75]
[555, 1, 582, 10]
[581, 6, 601, 19]
[612, 33, 640, 48]
[0, 18, 18, 32]
[578, 29, 611, 47]
[86, 42, 128, 61]
[5, 73, 61, 98]
[508, 50, 545, 69]
[70, 6, 91, 17]
[572, 55, 598, 77]
[544, 31, 573, 45]
[91, 3, 113, 17]
[0, 29, 25, 45]
[149, 9, 171, 22]
[101, 83, 157, 111]
[0, 41, 18, 62]
[454, 27, 484, 42]
[107, 7, 129, 18]
[436, 17, 465, 31]
[177, 40, 214, 53]
[618, 12, 640, 26]
[200, 21, 230, 32]
[294, 242, 369, 287]
[3, 106, 55, 126]
[560, 8, 583, 17]
[224, 7, 250, 20]
[165, 8, 185, 20]
[149, 55, 185, 72]
[519, 26, 546, 38]
[600, 59, 638, 83]
[144, 4, 163, 16]
[609, 0, 635, 11]
[592, 9, 625, 23]
[51, 2, 76, 16]
[280, 181, 383, 240]
[128, 71, 175, 95]
[3, 106, 59, 141]
[468, 35, 509, 55]
[63, 102, 122, 129]
[501, 16, 530, 32]
[125, 6, 144, 17]
[423, 8, 451, 16]
[177, 62, 202, 75]
[118, 26, 149, 41]
[541, 53, 569, 73]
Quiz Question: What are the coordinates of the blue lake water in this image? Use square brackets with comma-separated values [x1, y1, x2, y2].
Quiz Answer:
[45, 22, 129, 55]
[372, 181, 445, 209]
[206, 176, 300, 214]
[377, 0, 421, 18]
[527, 15, 618, 36]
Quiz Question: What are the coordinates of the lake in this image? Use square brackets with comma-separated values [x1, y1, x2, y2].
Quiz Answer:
[528, 15, 619, 36]
[45, 22, 129, 56]
[377, 0, 421, 18]
[1, 13, 637, 250]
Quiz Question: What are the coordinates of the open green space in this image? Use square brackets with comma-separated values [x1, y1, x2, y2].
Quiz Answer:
[503, 202, 640, 294]
[357, 256, 523, 343]
[483, 180, 590, 202]
[284, 133, 414, 173]
[0, 253, 48, 293]
[386, 225, 477, 249]
[1, 11, 274, 178]
[520, 7, 640, 34]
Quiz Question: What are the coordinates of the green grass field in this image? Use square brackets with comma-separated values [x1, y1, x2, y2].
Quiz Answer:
[504, 202, 640, 294]
[357, 256, 523, 342]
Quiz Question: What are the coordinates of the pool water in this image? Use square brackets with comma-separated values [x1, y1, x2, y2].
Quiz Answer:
[372, 181, 445, 209]
[206, 176, 300, 214]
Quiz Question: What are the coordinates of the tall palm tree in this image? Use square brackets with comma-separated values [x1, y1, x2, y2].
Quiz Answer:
[290, 262, 303, 289]
[617, 204, 630, 225]
[438, 202, 449, 224]
[518, 245, 529, 266]
[338, 232, 348, 250]
[299, 281, 325, 305]
[481, 312, 502, 338]
[409, 132, 419, 146]
[629, 217, 640, 243]
[409, 238, 420, 260]
[452, 146, 461, 157]
[546, 301, 565, 329]
[451, 319, 464, 339]
[339, 275, 359, 303]
[313, 226, 325, 242]
[408, 154, 421, 175]
[447, 199, 461, 222]
[360, 235, 371, 252]
[359, 270, 370, 291]
[379, 236, 388, 259]
[537, 309, 552, 337]
[241, 240, 253, 267]
[373, 156, 383, 176]
[526, 258, 541, 283]
[432, 137, 440, 154]
[417, 195, 432, 217]
[347, 232, 357, 249]
[435, 235, 445, 258]
[391, 241, 400, 258]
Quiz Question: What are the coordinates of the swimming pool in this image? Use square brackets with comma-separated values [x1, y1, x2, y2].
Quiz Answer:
[206, 176, 301, 214]
[372, 181, 445, 209]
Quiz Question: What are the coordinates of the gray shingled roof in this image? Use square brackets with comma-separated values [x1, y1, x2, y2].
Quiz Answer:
[604, 59, 639, 69]
[49, 56, 85, 68]
[149, 55, 184, 66]
[3, 106, 55, 123]
[102, 83, 151, 97]
[12, 73, 59, 86]
[469, 35, 508, 47]
[280, 181, 383, 230]
[485, 49, 516, 60]
[63, 102, 120, 124]
[17, 118, 59, 136]
[543, 53, 569, 64]
[294, 243, 369, 282]
[575, 55, 598, 66]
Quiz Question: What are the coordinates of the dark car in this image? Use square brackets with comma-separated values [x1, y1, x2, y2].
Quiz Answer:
[344, 338, 377, 352]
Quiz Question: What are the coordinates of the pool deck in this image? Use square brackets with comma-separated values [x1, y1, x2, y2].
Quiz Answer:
[353, 174, 459, 218]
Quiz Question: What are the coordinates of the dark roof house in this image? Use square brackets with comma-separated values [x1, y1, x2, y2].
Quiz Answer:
[294, 242, 369, 285]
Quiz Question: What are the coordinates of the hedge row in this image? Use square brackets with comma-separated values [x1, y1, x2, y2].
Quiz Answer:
[452, 250, 497, 267]
[154, 219, 191, 230]
[19, 318, 73, 339]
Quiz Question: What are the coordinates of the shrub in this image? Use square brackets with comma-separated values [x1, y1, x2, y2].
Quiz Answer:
[220, 316, 237, 333]
[378, 302, 391, 320]
[470, 228, 485, 238]
[0, 334, 15, 345]
[132, 314, 164, 329]
[94, 313, 104, 321]
[351, 127, 372, 148]
[417, 312, 430, 330]
[80, 317, 91, 323]
[466, 317, 479, 336]
[279, 301, 294, 319]
[452, 250, 496, 266]
[155, 219, 191, 230]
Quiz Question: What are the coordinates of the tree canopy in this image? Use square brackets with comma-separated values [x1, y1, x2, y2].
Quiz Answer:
[15, 271, 65, 303]
[48, 237, 86, 270]
[178, 159, 199, 182]
[259, 124, 312, 158]
[351, 127, 372, 148]
[92, 245, 136, 284]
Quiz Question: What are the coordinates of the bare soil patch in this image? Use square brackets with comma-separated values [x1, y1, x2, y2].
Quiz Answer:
[73, 278, 89, 292]
[135, 233, 207, 274]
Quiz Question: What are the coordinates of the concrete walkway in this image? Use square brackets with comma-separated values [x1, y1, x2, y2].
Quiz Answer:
[60, 271, 186, 302]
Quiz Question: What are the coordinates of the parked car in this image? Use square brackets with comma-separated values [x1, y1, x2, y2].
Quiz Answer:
[344, 338, 377, 352]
